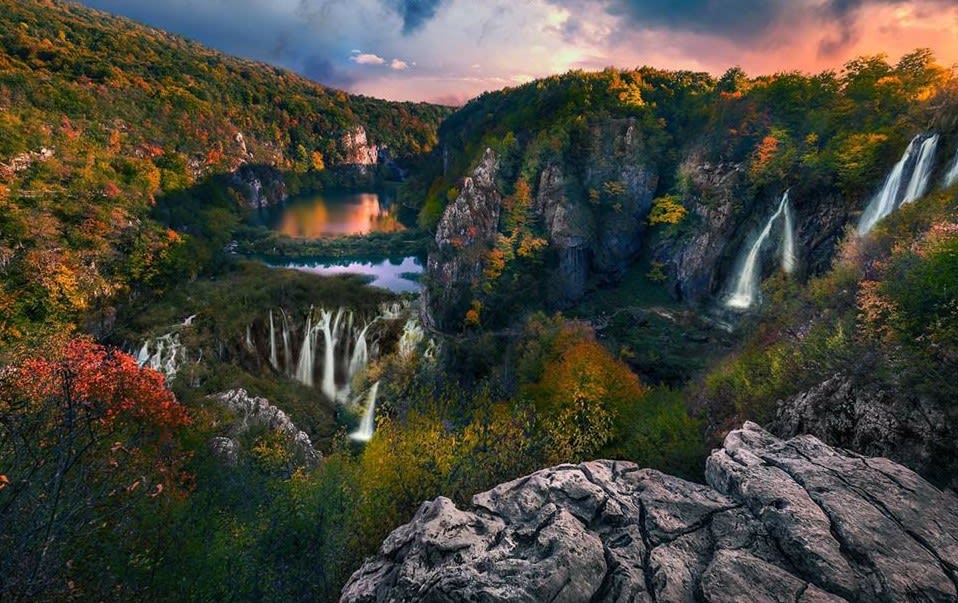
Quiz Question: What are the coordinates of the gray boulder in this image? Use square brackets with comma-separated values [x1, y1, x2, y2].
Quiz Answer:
[341, 422, 958, 602]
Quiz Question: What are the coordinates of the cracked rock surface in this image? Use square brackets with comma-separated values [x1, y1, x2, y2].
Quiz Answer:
[340, 422, 958, 602]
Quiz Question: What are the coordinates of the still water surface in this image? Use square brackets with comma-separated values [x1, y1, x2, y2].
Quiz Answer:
[263, 191, 422, 293]
[268, 191, 404, 237]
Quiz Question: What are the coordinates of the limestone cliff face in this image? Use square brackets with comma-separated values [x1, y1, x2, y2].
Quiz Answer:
[655, 155, 744, 303]
[423, 149, 502, 330]
[340, 125, 379, 167]
[535, 119, 658, 305]
[653, 152, 855, 305]
[341, 422, 958, 602]
[771, 373, 958, 490]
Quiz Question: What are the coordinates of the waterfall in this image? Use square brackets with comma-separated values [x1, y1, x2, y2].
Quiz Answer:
[136, 333, 183, 380]
[281, 309, 292, 376]
[245, 325, 255, 353]
[136, 341, 150, 367]
[901, 134, 939, 205]
[782, 197, 796, 275]
[726, 191, 791, 310]
[269, 310, 279, 370]
[349, 382, 380, 442]
[348, 324, 369, 380]
[858, 134, 938, 235]
[945, 148, 958, 188]
[398, 318, 424, 360]
[319, 309, 337, 402]
[295, 311, 314, 386]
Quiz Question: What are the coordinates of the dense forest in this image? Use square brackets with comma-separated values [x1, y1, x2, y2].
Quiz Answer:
[1, 1, 957, 601]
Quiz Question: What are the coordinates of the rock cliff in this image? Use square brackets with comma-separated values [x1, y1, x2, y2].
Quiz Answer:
[423, 149, 501, 330]
[341, 422, 958, 602]
[771, 373, 958, 491]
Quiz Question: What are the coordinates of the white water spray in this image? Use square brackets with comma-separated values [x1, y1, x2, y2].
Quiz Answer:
[269, 310, 279, 370]
[945, 147, 958, 188]
[726, 191, 793, 310]
[782, 197, 796, 275]
[901, 134, 939, 205]
[859, 134, 938, 235]
[350, 382, 380, 442]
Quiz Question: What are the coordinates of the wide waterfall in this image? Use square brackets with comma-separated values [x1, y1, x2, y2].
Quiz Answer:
[944, 148, 958, 188]
[269, 310, 279, 370]
[726, 191, 795, 310]
[858, 134, 938, 234]
[350, 382, 380, 442]
[135, 332, 184, 380]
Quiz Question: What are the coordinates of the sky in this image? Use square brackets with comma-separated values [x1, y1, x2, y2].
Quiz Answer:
[78, 0, 958, 105]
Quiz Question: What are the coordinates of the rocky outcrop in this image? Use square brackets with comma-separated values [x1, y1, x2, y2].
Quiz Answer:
[771, 373, 958, 490]
[341, 422, 958, 602]
[231, 164, 288, 208]
[209, 389, 321, 467]
[341, 125, 379, 167]
[423, 149, 501, 330]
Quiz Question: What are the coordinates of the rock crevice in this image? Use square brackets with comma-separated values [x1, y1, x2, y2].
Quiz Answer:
[341, 422, 958, 602]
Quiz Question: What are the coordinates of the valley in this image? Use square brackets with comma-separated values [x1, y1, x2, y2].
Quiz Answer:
[1, 1, 957, 601]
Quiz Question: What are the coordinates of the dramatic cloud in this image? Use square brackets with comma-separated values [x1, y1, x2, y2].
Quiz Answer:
[383, 0, 448, 33]
[78, 0, 958, 103]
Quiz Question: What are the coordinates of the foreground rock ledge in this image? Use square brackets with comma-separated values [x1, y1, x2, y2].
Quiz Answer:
[341, 422, 958, 602]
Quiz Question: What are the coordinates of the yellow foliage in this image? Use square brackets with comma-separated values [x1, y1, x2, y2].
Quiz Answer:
[311, 151, 325, 171]
[648, 195, 687, 226]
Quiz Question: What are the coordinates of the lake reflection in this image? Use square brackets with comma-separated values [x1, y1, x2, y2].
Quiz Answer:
[271, 192, 403, 238]
[273, 256, 423, 293]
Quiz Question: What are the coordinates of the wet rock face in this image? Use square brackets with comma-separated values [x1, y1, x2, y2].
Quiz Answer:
[771, 373, 958, 491]
[341, 423, 958, 602]
[655, 156, 744, 303]
[423, 148, 501, 330]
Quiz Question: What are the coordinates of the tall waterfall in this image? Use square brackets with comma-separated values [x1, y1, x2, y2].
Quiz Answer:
[269, 310, 279, 370]
[858, 134, 938, 234]
[319, 309, 338, 402]
[726, 191, 794, 310]
[349, 382, 380, 442]
[295, 311, 315, 386]
[782, 198, 797, 275]
[944, 147, 958, 188]
[901, 134, 939, 205]
[349, 324, 369, 380]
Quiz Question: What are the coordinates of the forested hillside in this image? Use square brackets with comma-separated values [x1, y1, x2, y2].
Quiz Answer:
[0, 0, 448, 342]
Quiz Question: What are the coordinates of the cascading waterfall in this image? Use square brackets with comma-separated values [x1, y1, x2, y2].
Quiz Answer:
[319, 309, 338, 402]
[858, 134, 938, 235]
[135, 333, 184, 380]
[350, 381, 380, 442]
[945, 148, 958, 188]
[901, 134, 939, 205]
[782, 197, 797, 275]
[281, 309, 292, 375]
[295, 310, 315, 386]
[726, 191, 793, 310]
[269, 310, 279, 371]
[256, 303, 423, 402]
[348, 324, 369, 381]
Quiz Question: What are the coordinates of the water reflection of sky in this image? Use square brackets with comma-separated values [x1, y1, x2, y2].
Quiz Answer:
[271, 192, 404, 238]
[278, 256, 423, 294]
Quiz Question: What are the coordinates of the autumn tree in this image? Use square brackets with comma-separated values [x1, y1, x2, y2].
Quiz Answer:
[0, 338, 192, 599]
